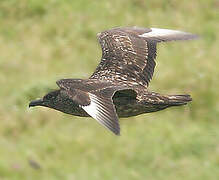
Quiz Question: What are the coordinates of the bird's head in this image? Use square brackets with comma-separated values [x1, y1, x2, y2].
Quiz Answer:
[29, 90, 60, 108]
[29, 89, 86, 116]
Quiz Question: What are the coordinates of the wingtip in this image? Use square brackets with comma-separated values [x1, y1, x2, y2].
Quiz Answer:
[191, 33, 200, 40]
[115, 133, 121, 136]
[183, 32, 200, 41]
[104, 123, 120, 136]
[112, 121, 120, 136]
[113, 129, 121, 136]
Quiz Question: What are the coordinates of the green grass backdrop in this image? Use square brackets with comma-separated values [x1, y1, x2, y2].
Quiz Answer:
[0, 0, 218, 179]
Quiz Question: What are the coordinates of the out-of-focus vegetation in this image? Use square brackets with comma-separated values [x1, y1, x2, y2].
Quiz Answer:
[0, 0, 218, 179]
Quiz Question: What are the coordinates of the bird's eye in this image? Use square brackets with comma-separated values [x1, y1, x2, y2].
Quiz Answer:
[44, 94, 53, 100]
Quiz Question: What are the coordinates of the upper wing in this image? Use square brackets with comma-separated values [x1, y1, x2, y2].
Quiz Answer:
[90, 27, 198, 87]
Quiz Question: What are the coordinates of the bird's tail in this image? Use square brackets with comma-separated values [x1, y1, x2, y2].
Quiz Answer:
[136, 92, 192, 114]
[165, 94, 192, 106]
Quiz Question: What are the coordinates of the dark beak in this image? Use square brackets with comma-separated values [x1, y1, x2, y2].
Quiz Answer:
[29, 99, 44, 107]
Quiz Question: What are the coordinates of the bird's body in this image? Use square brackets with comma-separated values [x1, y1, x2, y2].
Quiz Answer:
[29, 27, 197, 135]
[36, 79, 191, 118]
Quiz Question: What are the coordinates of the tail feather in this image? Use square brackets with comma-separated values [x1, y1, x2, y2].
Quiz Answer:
[166, 94, 192, 106]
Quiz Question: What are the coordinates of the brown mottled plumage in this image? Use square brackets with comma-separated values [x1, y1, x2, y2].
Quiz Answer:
[29, 27, 198, 135]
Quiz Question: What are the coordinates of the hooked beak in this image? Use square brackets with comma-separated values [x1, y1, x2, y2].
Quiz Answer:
[29, 99, 44, 108]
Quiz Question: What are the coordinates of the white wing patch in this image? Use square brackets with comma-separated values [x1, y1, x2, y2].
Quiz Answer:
[82, 93, 99, 119]
[139, 28, 183, 37]
[139, 28, 198, 42]
[81, 93, 120, 135]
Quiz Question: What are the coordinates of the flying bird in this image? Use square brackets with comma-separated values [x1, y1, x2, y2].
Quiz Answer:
[29, 27, 198, 135]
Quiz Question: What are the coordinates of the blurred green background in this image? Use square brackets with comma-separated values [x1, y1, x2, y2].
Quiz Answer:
[0, 0, 218, 179]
